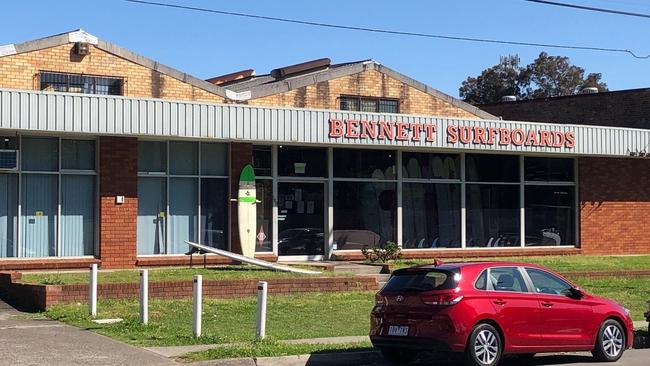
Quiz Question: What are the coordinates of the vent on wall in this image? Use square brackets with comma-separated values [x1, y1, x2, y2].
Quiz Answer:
[74, 42, 90, 56]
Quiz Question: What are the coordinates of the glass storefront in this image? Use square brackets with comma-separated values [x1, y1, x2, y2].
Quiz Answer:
[252, 146, 577, 255]
[136, 141, 228, 255]
[0, 136, 96, 258]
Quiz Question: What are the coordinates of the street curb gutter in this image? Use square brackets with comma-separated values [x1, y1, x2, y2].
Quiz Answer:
[189, 351, 382, 366]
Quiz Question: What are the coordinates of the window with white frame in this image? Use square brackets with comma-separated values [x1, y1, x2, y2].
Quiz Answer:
[0, 136, 96, 258]
[332, 148, 397, 250]
[136, 141, 228, 255]
[402, 152, 462, 249]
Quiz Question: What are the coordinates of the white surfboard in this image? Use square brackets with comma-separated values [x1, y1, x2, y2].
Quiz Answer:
[238, 164, 257, 258]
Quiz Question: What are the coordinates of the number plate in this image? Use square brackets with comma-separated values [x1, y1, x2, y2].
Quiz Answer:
[388, 325, 409, 336]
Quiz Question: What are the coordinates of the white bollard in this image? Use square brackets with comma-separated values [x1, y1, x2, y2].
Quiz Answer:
[140, 269, 148, 325]
[89, 263, 97, 317]
[192, 275, 202, 337]
[256, 281, 268, 339]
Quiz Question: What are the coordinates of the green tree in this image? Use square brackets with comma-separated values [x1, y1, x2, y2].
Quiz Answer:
[459, 52, 608, 104]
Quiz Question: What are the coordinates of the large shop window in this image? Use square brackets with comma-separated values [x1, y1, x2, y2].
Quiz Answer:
[333, 148, 397, 249]
[278, 146, 327, 177]
[253, 145, 273, 252]
[137, 141, 228, 255]
[524, 157, 575, 246]
[403, 183, 461, 249]
[0, 137, 96, 258]
[466, 184, 520, 247]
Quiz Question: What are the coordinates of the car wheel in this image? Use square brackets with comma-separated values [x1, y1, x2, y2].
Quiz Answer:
[379, 347, 417, 365]
[465, 323, 502, 366]
[592, 319, 626, 362]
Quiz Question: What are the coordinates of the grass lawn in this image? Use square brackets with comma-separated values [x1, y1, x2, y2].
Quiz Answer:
[45, 291, 375, 347]
[177, 340, 374, 362]
[567, 276, 650, 321]
[21, 266, 336, 285]
[394, 255, 650, 273]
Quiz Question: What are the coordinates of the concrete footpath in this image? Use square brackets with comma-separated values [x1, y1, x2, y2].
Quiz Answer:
[0, 299, 175, 366]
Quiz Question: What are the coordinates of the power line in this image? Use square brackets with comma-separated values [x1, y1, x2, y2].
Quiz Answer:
[525, 0, 650, 19]
[122, 0, 650, 59]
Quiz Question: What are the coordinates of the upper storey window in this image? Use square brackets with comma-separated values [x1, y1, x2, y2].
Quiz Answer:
[40, 71, 123, 96]
[340, 95, 399, 114]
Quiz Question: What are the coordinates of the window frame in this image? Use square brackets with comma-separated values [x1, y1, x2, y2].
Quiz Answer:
[136, 139, 229, 256]
[339, 95, 400, 114]
[39, 70, 125, 96]
[522, 267, 575, 297]
[483, 266, 532, 293]
[0, 135, 98, 258]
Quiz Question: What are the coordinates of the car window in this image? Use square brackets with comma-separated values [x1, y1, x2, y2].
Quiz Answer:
[489, 267, 528, 292]
[383, 269, 459, 293]
[475, 270, 487, 290]
[526, 268, 572, 296]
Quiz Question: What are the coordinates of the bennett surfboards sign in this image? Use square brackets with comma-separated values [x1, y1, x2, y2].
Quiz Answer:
[238, 164, 257, 258]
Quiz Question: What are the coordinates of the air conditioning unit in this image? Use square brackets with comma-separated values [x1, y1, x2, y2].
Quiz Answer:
[74, 42, 90, 56]
[0, 149, 17, 170]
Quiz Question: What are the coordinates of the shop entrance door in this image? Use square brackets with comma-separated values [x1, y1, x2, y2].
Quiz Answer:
[277, 182, 325, 259]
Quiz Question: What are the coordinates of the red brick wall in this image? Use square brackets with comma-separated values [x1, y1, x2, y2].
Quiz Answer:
[0, 273, 377, 311]
[99, 137, 138, 268]
[229, 143, 253, 255]
[579, 157, 650, 254]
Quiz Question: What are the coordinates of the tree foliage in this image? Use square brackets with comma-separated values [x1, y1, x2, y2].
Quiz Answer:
[459, 52, 608, 104]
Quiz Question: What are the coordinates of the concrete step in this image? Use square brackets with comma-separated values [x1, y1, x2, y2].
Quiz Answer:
[330, 263, 384, 275]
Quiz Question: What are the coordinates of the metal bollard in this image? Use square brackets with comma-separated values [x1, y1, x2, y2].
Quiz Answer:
[192, 275, 202, 337]
[140, 269, 148, 325]
[256, 281, 268, 339]
[89, 263, 97, 317]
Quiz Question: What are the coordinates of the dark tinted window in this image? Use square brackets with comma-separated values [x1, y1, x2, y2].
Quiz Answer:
[524, 157, 574, 182]
[340, 96, 398, 114]
[402, 152, 460, 179]
[278, 146, 327, 177]
[466, 154, 519, 182]
[489, 267, 528, 292]
[402, 183, 461, 248]
[252, 145, 272, 177]
[466, 184, 520, 247]
[383, 269, 459, 293]
[475, 270, 487, 290]
[525, 186, 575, 246]
[40, 72, 123, 95]
[333, 148, 396, 179]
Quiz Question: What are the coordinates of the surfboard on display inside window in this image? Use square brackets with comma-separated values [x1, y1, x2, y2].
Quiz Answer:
[238, 164, 257, 258]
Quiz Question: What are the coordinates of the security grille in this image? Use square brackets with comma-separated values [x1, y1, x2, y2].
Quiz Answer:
[40, 72, 123, 96]
[340, 96, 398, 113]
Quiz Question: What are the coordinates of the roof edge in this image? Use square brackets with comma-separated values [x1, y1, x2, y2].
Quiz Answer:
[235, 60, 497, 119]
[0, 30, 227, 98]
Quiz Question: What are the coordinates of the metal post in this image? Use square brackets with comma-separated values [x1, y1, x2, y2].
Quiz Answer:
[140, 269, 148, 325]
[256, 281, 268, 339]
[192, 275, 202, 337]
[89, 263, 97, 317]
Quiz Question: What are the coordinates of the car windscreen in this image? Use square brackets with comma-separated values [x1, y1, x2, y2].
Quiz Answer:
[382, 268, 459, 293]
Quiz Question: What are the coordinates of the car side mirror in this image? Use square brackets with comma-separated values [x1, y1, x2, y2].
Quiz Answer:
[567, 287, 584, 300]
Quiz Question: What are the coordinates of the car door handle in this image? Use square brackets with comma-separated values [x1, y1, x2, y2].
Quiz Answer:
[492, 300, 507, 306]
[541, 301, 554, 307]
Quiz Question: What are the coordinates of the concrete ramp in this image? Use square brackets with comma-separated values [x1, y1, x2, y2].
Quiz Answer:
[184, 241, 321, 275]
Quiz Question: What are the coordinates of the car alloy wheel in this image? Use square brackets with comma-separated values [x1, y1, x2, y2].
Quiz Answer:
[602, 324, 624, 358]
[474, 330, 499, 364]
[466, 324, 501, 366]
[592, 319, 626, 362]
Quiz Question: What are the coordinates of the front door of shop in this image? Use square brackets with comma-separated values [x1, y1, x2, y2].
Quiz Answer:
[277, 182, 325, 259]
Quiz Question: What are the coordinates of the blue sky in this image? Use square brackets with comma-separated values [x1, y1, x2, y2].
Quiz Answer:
[2, 0, 649, 97]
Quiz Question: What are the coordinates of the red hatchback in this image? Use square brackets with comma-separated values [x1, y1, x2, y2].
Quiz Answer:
[370, 262, 633, 366]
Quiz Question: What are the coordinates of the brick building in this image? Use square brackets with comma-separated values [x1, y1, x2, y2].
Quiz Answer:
[0, 30, 647, 270]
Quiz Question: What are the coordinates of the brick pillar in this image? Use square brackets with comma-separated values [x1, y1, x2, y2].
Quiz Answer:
[229, 142, 253, 255]
[99, 136, 138, 268]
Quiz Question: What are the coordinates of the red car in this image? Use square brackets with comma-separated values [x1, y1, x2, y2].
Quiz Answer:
[370, 262, 633, 366]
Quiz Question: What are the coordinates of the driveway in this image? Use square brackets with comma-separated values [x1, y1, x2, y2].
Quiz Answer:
[0, 299, 175, 366]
